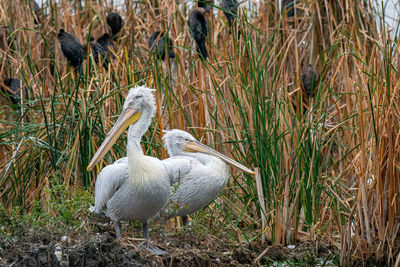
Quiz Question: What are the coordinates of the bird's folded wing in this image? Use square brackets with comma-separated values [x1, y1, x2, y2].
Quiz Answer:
[94, 160, 129, 212]
[113, 157, 128, 165]
[162, 156, 200, 185]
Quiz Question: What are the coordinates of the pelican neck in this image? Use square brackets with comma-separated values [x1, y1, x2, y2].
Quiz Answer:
[126, 107, 153, 162]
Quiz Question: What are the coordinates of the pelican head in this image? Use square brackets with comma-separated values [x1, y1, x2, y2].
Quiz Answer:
[87, 86, 156, 170]
[163, 129, 256, 175]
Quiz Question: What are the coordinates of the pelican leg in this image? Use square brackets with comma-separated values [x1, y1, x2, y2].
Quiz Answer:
[160, 216, 166, 233]
[114, 220, 121, 239]
[140, 219, 167, 256]
[142, 219, 150, 245]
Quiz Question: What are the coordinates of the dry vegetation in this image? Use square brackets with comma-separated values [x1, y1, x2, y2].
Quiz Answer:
[0, 0, 399, 266]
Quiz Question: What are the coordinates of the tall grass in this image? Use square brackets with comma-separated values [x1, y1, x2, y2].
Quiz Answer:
[0, 0, 399, 265]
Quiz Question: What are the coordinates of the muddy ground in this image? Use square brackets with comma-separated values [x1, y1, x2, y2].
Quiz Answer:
[0, 221, 338, 267]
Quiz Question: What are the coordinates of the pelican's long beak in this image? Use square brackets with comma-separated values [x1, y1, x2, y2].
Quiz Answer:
[184, 140, 256, 176]
[87, 108, 142, 171]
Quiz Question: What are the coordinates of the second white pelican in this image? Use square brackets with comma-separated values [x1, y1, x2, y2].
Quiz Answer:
[161, 129, 255, 224]
[87, 86, 170, 243]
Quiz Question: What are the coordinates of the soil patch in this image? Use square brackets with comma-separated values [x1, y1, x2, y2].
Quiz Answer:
[0, 226, 338, 266]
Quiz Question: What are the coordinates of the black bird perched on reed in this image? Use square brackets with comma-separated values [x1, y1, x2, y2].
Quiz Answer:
[82, 36, 95, 54]
[97, 33, 114, 65]
[197, 0, 213, 14]
[221, 0, 239, 27]
[57, 29, 84, 75]
[301, 64, 319, 97]
[83, 34, 113, 69]
[96, 33, 113, 51]
[1, 78, 29, 121]
[107, 12, 123, 40]
[148, 31, 175, 61]
[188, 8, 209, 59]
[82, 37, 104, 64]
[1, 79, 28, 106]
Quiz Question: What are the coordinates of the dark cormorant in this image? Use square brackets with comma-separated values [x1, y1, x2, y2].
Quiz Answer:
[197, 0, 213, 14]
[148, 31, 175, 61]
[1, 79, 28, 106]
[83, 34, 113, 69]
[188, 8, 209, 59]
[221, 0, 239, 27]
[1, 78, 29, 121]
[96, 33, 113, 51]
[57, 29, 84, 74]
[107, 12, 123, 40]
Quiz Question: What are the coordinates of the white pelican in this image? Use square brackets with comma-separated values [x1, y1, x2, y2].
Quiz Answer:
[161, 129, 255, 224]
[87, 86, 170, 243]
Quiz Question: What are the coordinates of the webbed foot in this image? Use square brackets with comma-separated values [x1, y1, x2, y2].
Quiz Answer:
[139, 241, 167, 256]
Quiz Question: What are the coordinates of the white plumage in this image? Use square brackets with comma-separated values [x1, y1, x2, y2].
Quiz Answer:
[87, 86, 170, 241]
[161, 129, 255, 223]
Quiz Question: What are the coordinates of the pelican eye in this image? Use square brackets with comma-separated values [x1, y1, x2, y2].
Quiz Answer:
[134, 94, 143, 99]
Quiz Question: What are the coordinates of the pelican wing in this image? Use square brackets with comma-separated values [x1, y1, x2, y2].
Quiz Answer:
[113, 157, 128, 165]
[162, 156, 199, 185]
[94, 160, 128, 213]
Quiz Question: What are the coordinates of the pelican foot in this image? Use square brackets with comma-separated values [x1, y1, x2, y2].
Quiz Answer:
[114, 220, 121, 239]
[139, 242, 167, 256]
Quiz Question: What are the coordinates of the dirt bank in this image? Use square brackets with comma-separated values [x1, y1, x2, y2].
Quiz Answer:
[0, 225, 338, 266]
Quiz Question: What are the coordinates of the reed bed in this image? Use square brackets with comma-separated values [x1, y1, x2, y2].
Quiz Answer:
[0, 0, 399, 265]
